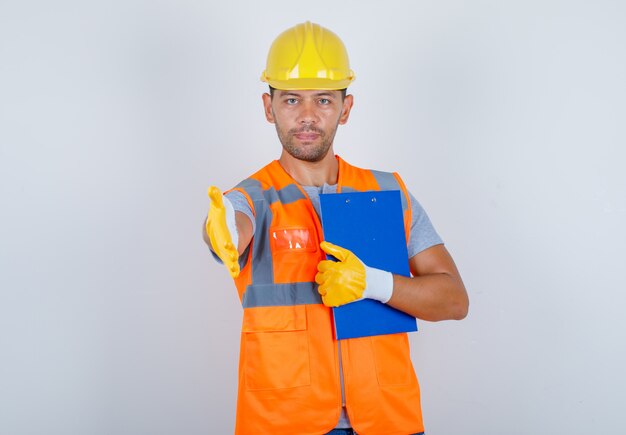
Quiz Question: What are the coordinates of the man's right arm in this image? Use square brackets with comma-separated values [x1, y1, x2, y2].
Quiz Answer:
[232, 211, 253, 254]
[203, 187, 255, 277]
[202, 211, 253, 255]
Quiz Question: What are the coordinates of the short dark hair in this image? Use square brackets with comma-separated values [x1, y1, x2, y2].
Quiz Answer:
[269, 86, 347, 100]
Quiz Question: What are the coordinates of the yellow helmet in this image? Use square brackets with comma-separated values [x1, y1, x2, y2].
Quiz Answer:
[261, 21, 355, 90]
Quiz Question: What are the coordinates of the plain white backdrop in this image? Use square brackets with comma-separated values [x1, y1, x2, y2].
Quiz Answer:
[1, 1, 625, 434]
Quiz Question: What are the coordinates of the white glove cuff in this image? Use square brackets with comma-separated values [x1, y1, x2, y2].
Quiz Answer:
[363, 265, 394, 303]
[209, 194, 239, 249]
[223, 195, 239, 249]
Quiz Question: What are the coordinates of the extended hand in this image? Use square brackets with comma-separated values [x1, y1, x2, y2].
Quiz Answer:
[207, 186, 240, 278]
[315, 241, 394, 307]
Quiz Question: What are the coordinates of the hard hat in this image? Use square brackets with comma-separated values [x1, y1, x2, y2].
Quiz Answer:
[261, 21, 355, 90]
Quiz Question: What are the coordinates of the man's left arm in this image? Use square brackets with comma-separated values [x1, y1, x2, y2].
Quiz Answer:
[387, 244, 468, 321]
[316, 241, 468, 321]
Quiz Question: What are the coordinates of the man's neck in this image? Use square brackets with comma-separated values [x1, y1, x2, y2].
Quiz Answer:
[278, 150, 339, 187]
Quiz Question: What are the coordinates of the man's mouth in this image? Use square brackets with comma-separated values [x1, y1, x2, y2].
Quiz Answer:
[294, 132, 320, 141]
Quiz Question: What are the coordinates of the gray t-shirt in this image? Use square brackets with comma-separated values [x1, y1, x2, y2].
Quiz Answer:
[225, 183, 443, 259]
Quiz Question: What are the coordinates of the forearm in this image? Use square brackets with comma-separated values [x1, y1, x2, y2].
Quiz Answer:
[387, 272, 468, 321]
[233, 211, 253, 254]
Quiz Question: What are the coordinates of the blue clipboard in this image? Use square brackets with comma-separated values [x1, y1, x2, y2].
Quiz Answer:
[320, 190, 418, 340]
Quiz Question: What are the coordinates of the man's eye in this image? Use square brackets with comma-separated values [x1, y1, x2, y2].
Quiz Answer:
[286, 98, 298, 105]
[319, 98, 330, 105]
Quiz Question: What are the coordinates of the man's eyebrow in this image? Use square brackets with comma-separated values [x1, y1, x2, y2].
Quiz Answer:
[277, 91, 336, 98]
[279, 92, 302, 97]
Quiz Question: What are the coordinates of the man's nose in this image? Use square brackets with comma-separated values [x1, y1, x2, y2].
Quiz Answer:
[297, 101, 319, 124]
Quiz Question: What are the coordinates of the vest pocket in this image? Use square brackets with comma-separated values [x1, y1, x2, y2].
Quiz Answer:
[242, 305, 311, 391]
[371, 333, 413, 386]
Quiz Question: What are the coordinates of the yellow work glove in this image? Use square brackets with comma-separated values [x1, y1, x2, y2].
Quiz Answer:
[315, 241, 394, 307]
[206, 186, 240, 278]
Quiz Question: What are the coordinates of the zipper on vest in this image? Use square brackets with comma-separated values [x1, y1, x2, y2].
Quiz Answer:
[284, 166, 348, 408]
[338, 340, 346, 407]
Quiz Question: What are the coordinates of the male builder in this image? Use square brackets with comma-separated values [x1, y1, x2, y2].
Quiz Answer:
[204, 21, 469, 435]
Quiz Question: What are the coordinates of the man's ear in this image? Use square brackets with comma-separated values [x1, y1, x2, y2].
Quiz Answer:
[338, 94, 354, 125]
[262, 93, 275, 123]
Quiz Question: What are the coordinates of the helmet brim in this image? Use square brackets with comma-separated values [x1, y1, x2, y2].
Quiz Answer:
[261, 76, 355, 91]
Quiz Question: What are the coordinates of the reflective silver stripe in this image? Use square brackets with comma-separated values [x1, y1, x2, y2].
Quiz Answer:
[235, 178, 264, 202]
[370, 170, 408, 212]
[235, 179, 306, 205]
[237, 179, 308, 285]
[242, 282, 322, 308]
[264, 184, 306, 205]
[234, 178, 275, 283]
[251, 198, 274, 284]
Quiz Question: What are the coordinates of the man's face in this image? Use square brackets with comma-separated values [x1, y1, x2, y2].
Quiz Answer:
[262, 89, 353, 163]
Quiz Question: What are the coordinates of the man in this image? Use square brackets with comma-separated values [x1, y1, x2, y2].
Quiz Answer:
[204, 21, 468, 435]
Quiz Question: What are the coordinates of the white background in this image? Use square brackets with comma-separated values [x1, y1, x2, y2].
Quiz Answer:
[1, 1, 625, 434]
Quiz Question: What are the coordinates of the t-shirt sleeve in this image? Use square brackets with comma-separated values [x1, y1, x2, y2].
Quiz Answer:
[225, 190, 256, 234]
[407, 191, 443, 258]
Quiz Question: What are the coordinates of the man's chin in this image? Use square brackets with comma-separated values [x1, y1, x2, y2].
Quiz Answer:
[282, 144, 324, 160]
[288, 151, 329, 163]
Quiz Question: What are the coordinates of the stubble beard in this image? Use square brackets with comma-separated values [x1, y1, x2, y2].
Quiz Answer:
[275, 122, 338, 163]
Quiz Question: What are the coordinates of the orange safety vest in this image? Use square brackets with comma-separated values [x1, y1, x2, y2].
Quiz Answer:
[229, 156, 424, 435]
